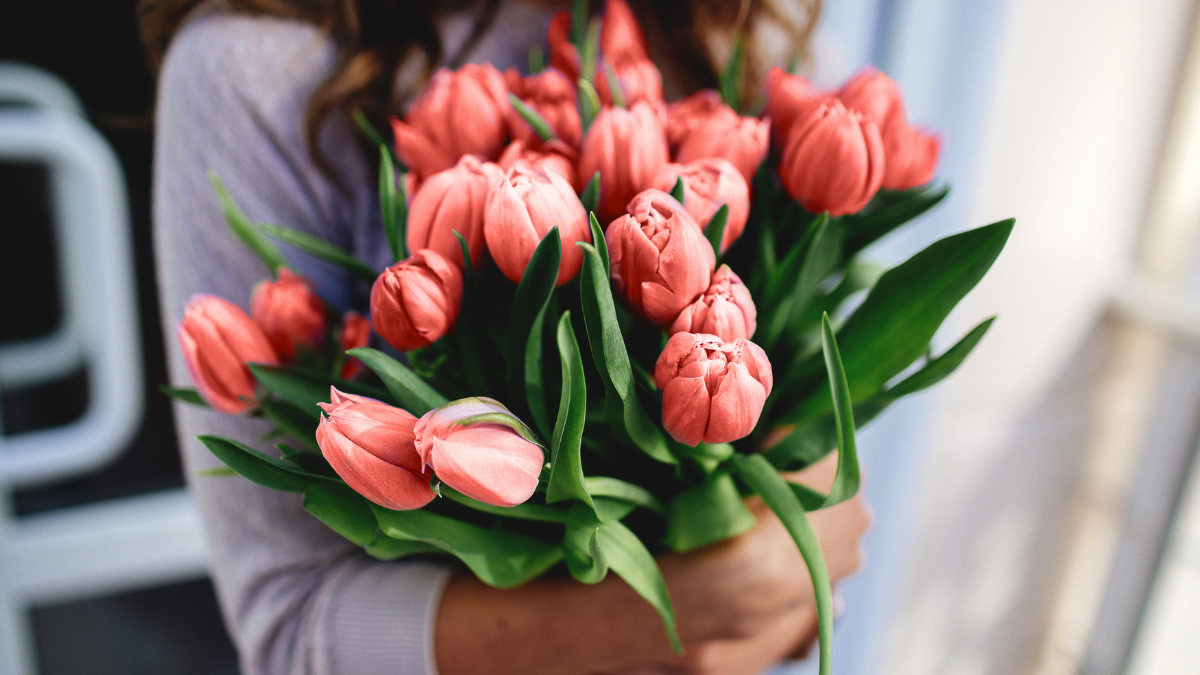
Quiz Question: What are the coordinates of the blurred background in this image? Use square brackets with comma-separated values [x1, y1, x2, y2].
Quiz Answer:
[1, 0, 1198, 674]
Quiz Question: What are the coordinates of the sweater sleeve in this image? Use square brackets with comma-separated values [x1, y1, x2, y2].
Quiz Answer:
[151, 12, 452, 675]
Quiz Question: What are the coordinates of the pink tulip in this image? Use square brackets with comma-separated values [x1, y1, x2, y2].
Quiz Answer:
[338, 311, 370, 380]
[484, 166, 590, 285]
[606, 189, 714, 325]
[389, 63, 512, 183]
[652, 158, 749, 253]
[674, 106, 770, 184]
[498, 138, 578, 188]
[578, 102, 669, 224]
[595, 56, 663, 107]
[779, 100, 885, 216]
[406, 155, 505, 270]
[665, 90, 725, 151]
[413, 397, 544, 507]
[317, 388, 435, 511]
[547, 11, 579, 81]
[370, 249, 463, 352]
[669, 265, 756, 342]
[763, 67, 827, 148]
[547, 0, 652, 83]
[249, 269, 327, 361]
[178, 294, 279, 414]
[837, 66, 939, 190]
[654, 332, 773, 446]
[505, 68, 583, 148]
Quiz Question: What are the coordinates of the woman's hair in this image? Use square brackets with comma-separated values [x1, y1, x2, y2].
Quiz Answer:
[137, 0, 820, 175]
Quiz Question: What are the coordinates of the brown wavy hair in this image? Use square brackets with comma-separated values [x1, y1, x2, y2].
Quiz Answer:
[137, 0, 820, 175]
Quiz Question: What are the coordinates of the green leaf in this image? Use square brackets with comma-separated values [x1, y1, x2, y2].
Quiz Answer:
[352, 109, 401, 166]
[705, 204, 730, 258]
[441, 486, 568, 522]
[454, 230, 492, 396]
[506, 228, 562, 411]
[718, 34, 745, 110]
[577, 239, 675, 466]
[303, 480, 378, 547]
[578, 78, 601, 132]
[564, 506, 609, 584]
[509, 92, 557, 142]
[844, 184, 949, 257]
[379, 145, 408, 263]
[603, 60, 626, 108]
[525, 304, 553, 439]
[207, 171, 289, 275]
[760, 212, 840, 350]
[257, 397, 320, 451]
[527, 44, 545, 74]
[366, 536, 442, 560]
[547, 311, 594, 510]
[248, 364, 391, 420]
[787, 220, 1013, 424]
[589, 212, 608, 272]
[198, 435, 323, 493]
[277, 444, 333, 475]
[571, 0, 588, 46]
[819, 314, 859, 507]
[584, 476, 664, 514]
[598, 519, 682, 654]
[885, 317, 995, 399]
[257, 222, 377, 284]
[733, 453, 834, 675]
[580, 172, 600, 215]
[194, 467, 236, 478]
[346, 348, 448, 415]
[159, 385, 210, 409]
[372, 505, 564, 588]
[580, 18, 601, 85]
[670, 176, 685, 203]
[664, 472, 757, 552]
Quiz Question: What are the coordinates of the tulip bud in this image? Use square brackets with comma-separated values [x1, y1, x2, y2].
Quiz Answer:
[370, 249, 463, 352]
[389, 63, 512, 183]
[763, 67, 827, 148]
[317, 388, 436, 510]
[407, 155, 505, 270]
[595, 57, 663, 107]
[505, 67, 583, 148]
[338, 311, 371, 380]
[665, 90, 725, 150]
[779, 100, 885, 216]
[669, 266, 756, 342]
[547, 0, 651, 82]
[836, 66, 940, 190]
[654, 332, 773, 446]
[673, 106, 770, 184]
[578, 102, 669, 224]
[606, 189, 714, 325]
[413, 397, 544, 507]
[249, 269, 327, 361]
[178, 294, 279, 414]
[498, 139, 578, 188]
[485, 166, 590, 285]
[652, 158, 749, 253]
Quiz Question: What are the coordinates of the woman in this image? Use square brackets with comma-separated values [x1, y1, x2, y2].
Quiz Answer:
[140, 1, 869, 673]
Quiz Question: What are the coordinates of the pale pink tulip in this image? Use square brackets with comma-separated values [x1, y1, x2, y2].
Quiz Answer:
[250, 269, 326, 361]
[317, 388, 435, 510]
[178, 294, 279, 414]
[406, 155, 505, 270]
[654, 332, 773, 446]
[485, 166, 590, 285]
[652, 158, 749, 253]
[669, 266, 756, 342]
[370, 249, 463, 352]
[413, 397, 544, 507]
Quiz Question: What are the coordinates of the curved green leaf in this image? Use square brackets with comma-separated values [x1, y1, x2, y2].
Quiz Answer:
[346, 348, 447, 416]
[547, 311, 594, 510]
[506, 228, 562, 412]
[160, 385, 210, 409]
[207, 171, 289, 275]
[598, 519, 682, 654]
[664, 472, 757, 552]
[441, 486, 568, 523]
[257, 222, 377, 284]
[584, 476, 664, 514]
[248, 363, 392, 419]
[844, 184, 949, 257]
[820, 314, 859, 507]
[303, 480, 378, 547]
[670, 176, 685, 204]
[705, 204, 730, 258]
[525, 304, 553, 439]
[580, 172, 600, 214]
[508, 93, 557, 142]
[367, 536, 441, 560]
[198, 435, 324, 493]
[378, 146, 408, 263]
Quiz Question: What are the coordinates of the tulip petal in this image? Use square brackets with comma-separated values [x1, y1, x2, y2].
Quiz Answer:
[704, 362, 766, 443]
[661, 375, 711, 447]
[318, 420, 435, 511]
[426, 426, 543, 507]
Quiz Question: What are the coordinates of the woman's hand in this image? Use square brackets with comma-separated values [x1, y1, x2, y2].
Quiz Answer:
[435, 453, 870, 675]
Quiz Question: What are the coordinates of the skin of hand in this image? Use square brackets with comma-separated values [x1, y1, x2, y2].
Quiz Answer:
[434, 452, 870, 675]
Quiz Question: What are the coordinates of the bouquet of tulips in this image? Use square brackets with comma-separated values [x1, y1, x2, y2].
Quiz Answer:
[166, 2, 1012, 672]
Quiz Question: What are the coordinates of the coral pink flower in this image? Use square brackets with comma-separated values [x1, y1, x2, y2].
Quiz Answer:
[836, 66, 939, 190]
[595, 56, 663, 107]
[674, 107, 770, 184]
[338, 311, 371, 380]
[654, 332, 773, 446]
[505, 67, 583, 148]
[547, 0, 651, 79]
[652, 158, 749, 253]
[413, 397, 544, 507]
[317, 388, 435, 511]
[249, 269, 326, 361]
[178, 294, 279, 414]
[389, 63, 512, 182]
[779, 100, 885, 216]
[665, 90, 725, 150]
[406, 156, 505, 270]
[669, 266, 756, 342]
[485, 166, 590, 285]
[763, 67, 828, 148]
[578, 102, 669, 224]
[370, 249, 463, 352]
[498, 139, 578, 188]
[606, 189, 714, 325]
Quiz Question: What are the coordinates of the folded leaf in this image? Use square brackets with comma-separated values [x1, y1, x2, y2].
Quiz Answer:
[346, 348, 448, 416]
[580, 173, 600, 215]
[506, 228, 562, 414]
[760, 213, 840, 351]
[819, 314, 859, 507]
[257, 222, 378, 284]
[843, 184, 949, 257]
[547, 311, 595, 511]
[664, 472, 757, 552]
[525, 304, 553, 439]
[454, 231, 492, 396]
[378, 145, 408, 263]
[198, 435, 327, 493]
[598, 519, 682, 654]
[584, 476, 664, 514]
[257, 397, 320, 451]
[248, 363, 393, 419]
[159, 385, 210, 409]
[509, 92, 557, 142]
[303, 480, 378, 547]
[366, 536, 441, 560]
[441, 486, 569, 523]
[207, 171, 289, 275]
[564, 505, 609, 584]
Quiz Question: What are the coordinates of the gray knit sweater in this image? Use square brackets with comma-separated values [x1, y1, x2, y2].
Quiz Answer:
[152, 6, 554, 673]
